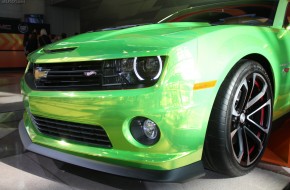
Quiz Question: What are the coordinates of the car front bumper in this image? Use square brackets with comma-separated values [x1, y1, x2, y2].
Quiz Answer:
[20, 67, 216, 181]
[19, 119, 204, 182]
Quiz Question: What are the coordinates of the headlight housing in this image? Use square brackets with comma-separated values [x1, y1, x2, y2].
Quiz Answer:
[103, 56, 165, 88]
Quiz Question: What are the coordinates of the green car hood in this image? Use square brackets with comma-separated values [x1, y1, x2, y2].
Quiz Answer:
[30, 22, 211, 63]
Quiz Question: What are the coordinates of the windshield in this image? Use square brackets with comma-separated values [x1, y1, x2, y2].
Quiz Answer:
[160, 0, 278, 26]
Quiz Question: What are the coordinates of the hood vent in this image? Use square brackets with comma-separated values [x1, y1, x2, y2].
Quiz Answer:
[43, 47, 77, 54]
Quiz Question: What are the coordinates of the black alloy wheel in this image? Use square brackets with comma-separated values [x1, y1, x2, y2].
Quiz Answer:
[203, 60, 273, 176]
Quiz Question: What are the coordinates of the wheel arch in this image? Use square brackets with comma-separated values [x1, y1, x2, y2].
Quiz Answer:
[242, 53, 275, 97]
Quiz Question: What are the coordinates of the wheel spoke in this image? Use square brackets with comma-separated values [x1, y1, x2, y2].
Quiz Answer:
[238, 80, 249, 113]
[247, 99, 271, 134]
[244, 126, 263, 165]
[247, 73, 256, 106]
[246, 74, 268, 109]
[232, 79, 248, 117]
[244, 126, 263, 150]
[231, 128, 239, 138]
[242, 127, 251, 165]
[232, 108, 239, 117]
[231, 127, 245, 164]
[237, 128, 244, 163]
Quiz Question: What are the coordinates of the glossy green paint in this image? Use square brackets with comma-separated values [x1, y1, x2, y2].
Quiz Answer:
[22, 0, 290, 171]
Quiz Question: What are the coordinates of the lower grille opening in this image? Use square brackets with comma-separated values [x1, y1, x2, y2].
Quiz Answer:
[30, 114, 112, 148]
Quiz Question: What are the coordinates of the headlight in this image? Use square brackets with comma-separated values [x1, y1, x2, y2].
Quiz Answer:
[133, 56, 163, 81]
[103, 56, 165, 87]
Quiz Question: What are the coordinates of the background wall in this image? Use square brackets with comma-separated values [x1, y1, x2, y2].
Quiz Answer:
[0, 2, 23, 19]
[0, 0, 80, 36]
[0, 0, 219, 35]
[79, 0, 192, 32]
[51, 0, 218, 32]
[45, 5, 80, 36]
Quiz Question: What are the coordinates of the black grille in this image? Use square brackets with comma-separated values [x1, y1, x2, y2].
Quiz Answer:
[30, 114, 112, 148]
[34, 62, 104, 89]
[26, 60, 142, 91]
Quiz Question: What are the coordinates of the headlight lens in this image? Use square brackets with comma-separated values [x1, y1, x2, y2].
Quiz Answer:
[133, 56, 163, 81]
[142, 119, 159, 139]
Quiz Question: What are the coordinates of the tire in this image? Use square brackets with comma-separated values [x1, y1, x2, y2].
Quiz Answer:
[203, 60, 273, 176]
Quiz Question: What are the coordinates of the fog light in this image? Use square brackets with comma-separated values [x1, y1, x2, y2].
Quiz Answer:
[143, 119, 158, 139]
[130, 117, 160, 146]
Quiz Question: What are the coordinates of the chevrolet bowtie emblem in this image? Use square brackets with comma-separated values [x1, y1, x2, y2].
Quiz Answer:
[34, 67, 49, 80]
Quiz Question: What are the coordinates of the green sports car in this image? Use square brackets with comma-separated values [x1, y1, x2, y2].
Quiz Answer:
[19, 0, 290, 182]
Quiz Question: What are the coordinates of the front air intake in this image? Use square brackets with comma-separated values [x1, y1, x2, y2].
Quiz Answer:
[30, 114, 112, 148]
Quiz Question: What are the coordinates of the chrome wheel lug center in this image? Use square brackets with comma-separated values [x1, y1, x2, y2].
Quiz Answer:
[240, 113, 246, 123]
